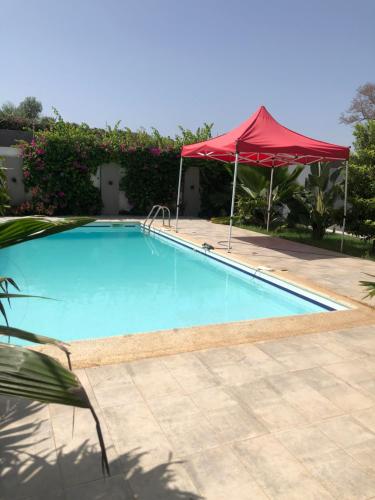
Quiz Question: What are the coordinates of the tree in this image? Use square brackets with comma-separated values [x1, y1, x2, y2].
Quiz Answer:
[0, 97, 43, 121]
[235, 165, 304, 227]
[288, 163, 344, 240]
[17, 96, 43, 120]
[340, 82, 375, 124]
[0, 101, 18, 118]
[346, 120, 375, 251]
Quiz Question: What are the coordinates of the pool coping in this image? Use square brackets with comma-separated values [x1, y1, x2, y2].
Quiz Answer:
[32, 219, 375, 368]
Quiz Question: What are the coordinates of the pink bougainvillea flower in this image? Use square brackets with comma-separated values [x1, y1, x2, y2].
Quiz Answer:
[149, 147, 161, 156]
[58, 191, 65, 198]
[23, 170, 30, 179]
[36, 148, 45, 155]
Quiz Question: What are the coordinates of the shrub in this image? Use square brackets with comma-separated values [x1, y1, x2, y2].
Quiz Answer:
[0, 157, 10, 215]
[119, 149, 180, 214]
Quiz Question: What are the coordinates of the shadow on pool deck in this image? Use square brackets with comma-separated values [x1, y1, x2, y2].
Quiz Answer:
[0, 397, 202, 500]
[229, 235, 349, 261]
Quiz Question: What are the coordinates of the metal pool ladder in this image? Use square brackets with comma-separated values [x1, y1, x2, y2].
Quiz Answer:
[142, 205, 171, 231]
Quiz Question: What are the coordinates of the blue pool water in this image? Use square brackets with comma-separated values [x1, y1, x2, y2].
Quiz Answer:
[1, 224, 332, 343]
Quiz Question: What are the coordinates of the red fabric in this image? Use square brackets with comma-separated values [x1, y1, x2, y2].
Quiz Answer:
[181, 106, 349, 167]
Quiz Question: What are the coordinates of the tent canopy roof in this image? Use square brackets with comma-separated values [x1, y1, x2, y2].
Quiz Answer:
[181, 106, 350, 167]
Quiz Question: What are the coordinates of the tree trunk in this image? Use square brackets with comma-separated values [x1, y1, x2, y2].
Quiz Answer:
[312, 224, 326, 240]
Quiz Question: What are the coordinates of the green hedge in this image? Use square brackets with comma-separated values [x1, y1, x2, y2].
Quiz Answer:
[16, 118, 232, 216]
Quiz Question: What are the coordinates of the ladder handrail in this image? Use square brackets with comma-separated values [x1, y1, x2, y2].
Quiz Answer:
[142, 205, 171, 230]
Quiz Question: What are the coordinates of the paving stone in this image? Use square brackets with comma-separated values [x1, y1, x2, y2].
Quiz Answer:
[127, 358, 183, 399]
[304, 449, 375, 500]
[296, 367, 375, 412]
[233, 434, 333, 499]
[65, 474, 132, 500]
[267, 372, 342, 422]
[317, 414, 375, 448]
[352, 406, 375, 433]
[232, 379, 308, 431]
[185, 445, 268, 500]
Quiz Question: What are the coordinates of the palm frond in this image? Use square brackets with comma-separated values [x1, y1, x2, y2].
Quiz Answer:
[0, 325, 71, 368]
[0, 343, 110, 475]
[0, 217, 94, 249]
[360, 274, 375, 299]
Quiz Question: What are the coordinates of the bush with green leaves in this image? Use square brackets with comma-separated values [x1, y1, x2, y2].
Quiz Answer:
[18, 114, 229, 216]
[287, 163, 344, 239]
[119, 148, 180, 214]
[235, 164, 303, 228]
[0, 157, 10, 215]
[20, 119, 104, 215]
[346, 120, 375, 250]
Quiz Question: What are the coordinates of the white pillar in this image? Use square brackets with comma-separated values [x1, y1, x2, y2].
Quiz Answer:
[340, 160, 349, 252]
[227, 152, 239, 252]
[175, 156, 183, 232]
[266, 166, 275, 231]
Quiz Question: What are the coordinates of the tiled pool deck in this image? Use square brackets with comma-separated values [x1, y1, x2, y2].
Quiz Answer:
[1, 218, 375, 499]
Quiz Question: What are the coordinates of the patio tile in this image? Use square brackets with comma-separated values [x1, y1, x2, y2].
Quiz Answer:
[127, 358, 183, 399]
[157, 411, 220, 457]
[0, 396, 51, 433]
[205, 356, 284, 387]
[195, 345, 247, 366]
[184, 445, 268, 500]
[147, 393, 199, 422]
[232, 379, 308, 431]
[163, 354, 219, 393]
[305, 331, 370, 360]
[204, 404, 268, 442]
[126, 457, 201, 500]
[91, 380, 144, 409]
[304, 449, 375, 500]
[189, 386, 238, 411]
[352, 406, 375, 433]
[233, 434, 333, 499]
[323, 357, 375, 384]
[275, 423, 375, 499]
[65, 474, 132, 500]
[346, 438, 375, 474]
[0, 438, 62, 500]
[102, 400, 173, 464]
[296, 367, 375, 412]
[85, 362, 134, 387]
[267, 372, 342, 422]
[317, 414, 375, 448]
[258, 340, 344, 370]
[275, 426, 338, 461]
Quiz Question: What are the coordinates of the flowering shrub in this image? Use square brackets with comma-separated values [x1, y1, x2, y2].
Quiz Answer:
[20, 121, 106, 215]
[18, 116, 230, 216]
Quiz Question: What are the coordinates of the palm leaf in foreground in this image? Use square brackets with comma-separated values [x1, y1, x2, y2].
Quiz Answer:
[360, 274, 375, 299]
[0, 343, 110, 475]
[0, 325, 72, 368]
[0, 217, 94, 249]
[0, 276, 51, 326]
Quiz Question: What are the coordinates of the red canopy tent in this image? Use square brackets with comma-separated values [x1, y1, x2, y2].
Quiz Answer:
[176, 106, 350, 251]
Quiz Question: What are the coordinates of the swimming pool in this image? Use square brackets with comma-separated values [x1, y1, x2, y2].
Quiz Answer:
[1, 223, 345, 344]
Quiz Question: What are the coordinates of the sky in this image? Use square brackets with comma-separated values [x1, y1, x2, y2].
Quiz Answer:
[1, 0, 374, 147]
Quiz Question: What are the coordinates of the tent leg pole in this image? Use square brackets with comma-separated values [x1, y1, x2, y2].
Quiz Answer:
[266, 166, 275, 232]
[175, 156, 183, 232]
[340, 160, 349, 252]
[228, 153, 239, 252]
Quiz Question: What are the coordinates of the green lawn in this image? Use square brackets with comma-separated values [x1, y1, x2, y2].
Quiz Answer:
[211, 218, 374, 260]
